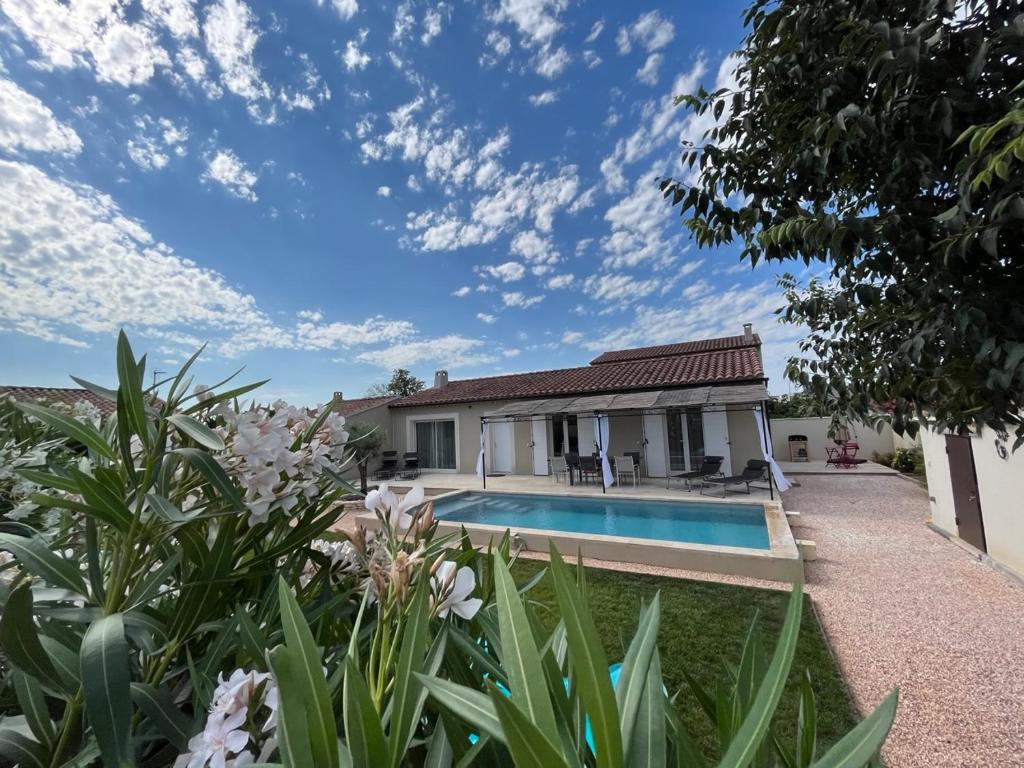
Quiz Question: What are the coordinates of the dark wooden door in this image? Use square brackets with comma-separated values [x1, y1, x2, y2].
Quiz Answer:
[945, 435, 986, 552]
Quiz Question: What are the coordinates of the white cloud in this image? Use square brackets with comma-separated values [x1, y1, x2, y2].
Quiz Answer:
[452, 286, 471, 297]
[421, 5, 448, 45]
[354, 335, 498, 369]
[377, 185, 392, 197]
[636, 53, 663, 85]
[477, 312, 496, 324]
[546, 273, 575, 289]
[407, 174, 422, 191]
[582, 273, 662, 303]
[204, 0, 271, 107]
[142, 0, 200, 39]
[583, 50, 601, 69]
[510, 230, 559, 265]
[534, 45, 570, 78]
[528, 89, 559, 107]
[127, 114, 188, 171]
[342, 30, 371, 71]
[489, 0, 568, 47]
[202, 149, 259, 201]
[322, 0, 359, 21]
[561, 330, 583, 344]
[0, 78, 82, 156]
[616, 11, 675, 55]
[480, 30, 512, 68]
[584, 20, 604, 43]
[479, 261, 526, 282]
[502, 291, 544, 309]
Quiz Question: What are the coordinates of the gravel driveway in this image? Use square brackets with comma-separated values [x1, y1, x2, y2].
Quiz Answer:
[784, 474, 1024, 767]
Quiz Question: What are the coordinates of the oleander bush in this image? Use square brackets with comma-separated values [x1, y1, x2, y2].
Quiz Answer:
[0, 333, 897, 767]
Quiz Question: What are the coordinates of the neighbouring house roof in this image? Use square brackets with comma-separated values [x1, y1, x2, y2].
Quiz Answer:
[0, 386, 117, 415]
[589, 334, 761, 365]
[391, 336, 765, 409]
[332, 395, 398, 417]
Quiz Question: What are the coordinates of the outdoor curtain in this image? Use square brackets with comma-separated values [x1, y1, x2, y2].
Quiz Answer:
[597, 414, 614, 488]
[475, 421, 488, 479]
[753, 408, 791, 492]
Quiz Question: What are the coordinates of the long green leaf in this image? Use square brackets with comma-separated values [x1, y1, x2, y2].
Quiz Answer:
[130, 683, 193, 751]
[14, 468, 79, 495]
[184, 379, 270, 414]
[548, 542, 622, 768]
[387, 577, 431, 767]
[268, 646, 315, 768]
[167, 413, 226, 451]
[809, 689, 898, 768]
[664, 698, 703, 768]
[796, 670, 817, 768]
[12, 402, 115, 460]
[277, 578, 339, 768]
[424, 720, 454, 768]
[0, 728, 48, 768]
[416, 675, 505, 744]
[173, 448, 244, 509]
[0, 584, 66, 692]
[490, 683, 569, 768]
[617, 593, 661, 758]
[80, 614, 134, 768]
[627, 648, 665, 768]
[492, 552, 559, 744]
[117, 330, 150, 448]
[717, 585, 803, 768]
[343, 657, 389, 767]
[13, 670, 55, 751]
[68, 467, 132, 531]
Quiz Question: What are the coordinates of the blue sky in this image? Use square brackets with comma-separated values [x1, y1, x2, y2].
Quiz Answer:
[0, 0, 804, 405]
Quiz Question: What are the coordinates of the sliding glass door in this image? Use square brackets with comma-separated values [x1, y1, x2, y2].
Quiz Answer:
[415, 420, 456, 470]
[666, 408, 706, 471]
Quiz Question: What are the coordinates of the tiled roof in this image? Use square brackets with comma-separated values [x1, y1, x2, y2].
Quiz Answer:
[1, 386, 116, 415]
[333, 395, 397, 417]
[391, 345, 764, 408]
[590, 334, 761, 365]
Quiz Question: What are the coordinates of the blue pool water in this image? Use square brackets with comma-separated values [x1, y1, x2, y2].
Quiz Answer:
[431, 492, 770, 550]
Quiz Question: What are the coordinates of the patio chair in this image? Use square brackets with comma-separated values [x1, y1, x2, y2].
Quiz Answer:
[400, 452, 420, 479]
[565, 452, 581, 484]
[666, 455, 724, 491]
[625, 451, 642, 478]
[579, 455, 600, 484]
[373, 450, 398, 480]
[825, 442, 867, 469]
[614, 455, 639, 486]
[700, 459, 770, 497]
[551, 455, 569, 483]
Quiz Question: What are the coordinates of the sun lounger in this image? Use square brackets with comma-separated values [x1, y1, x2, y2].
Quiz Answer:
[700, 459, 769, 497]
[666, 455, 724, 490]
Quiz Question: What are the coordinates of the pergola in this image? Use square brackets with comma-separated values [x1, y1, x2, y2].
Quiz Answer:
[475, 382, 785, 499]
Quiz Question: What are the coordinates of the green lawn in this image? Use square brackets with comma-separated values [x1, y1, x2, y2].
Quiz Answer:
[512, 559, 858, 760]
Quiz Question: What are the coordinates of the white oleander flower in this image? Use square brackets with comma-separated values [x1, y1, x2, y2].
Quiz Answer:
[179, 709, 250, 768]
[431, 561, 483, 620]
[365, 483, 424, 531]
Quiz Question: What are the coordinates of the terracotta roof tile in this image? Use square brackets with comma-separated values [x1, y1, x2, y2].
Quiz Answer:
[391, 345, 764, 408]
[332, 395, 397, 417]
[1, 386, 116, 415]
[589, 334, 761, 365]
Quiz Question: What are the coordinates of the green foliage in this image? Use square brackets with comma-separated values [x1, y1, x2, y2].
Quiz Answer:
[662, 0, 1024, 447]
[366, 368, 426, 398]
[873, 447, 923, 474]
[767, 393, 826, 419]
[345, 420, 386, 493]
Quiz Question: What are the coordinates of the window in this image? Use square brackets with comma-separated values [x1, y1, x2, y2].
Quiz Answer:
[685, 409, 705, 469]
[667, 408, 706, 471]
[415, 420, 456, 469]
[551, 414, 579, 455]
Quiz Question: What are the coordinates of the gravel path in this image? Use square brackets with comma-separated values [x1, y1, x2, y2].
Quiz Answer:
[785, 475, 1024, 768]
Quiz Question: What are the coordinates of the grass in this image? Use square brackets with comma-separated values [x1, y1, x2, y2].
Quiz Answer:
[512, 558, 858, 761]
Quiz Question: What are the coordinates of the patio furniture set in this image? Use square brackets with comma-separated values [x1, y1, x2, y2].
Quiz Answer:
[372, 450, 421, 480]
[550, 451, 643, 487]
[665, 456, 771, 497]
[824, 441, 868, 469]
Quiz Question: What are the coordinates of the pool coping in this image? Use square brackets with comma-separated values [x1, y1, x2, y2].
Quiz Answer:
[356, 488, 803, 583]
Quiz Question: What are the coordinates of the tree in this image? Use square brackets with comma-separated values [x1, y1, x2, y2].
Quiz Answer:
[344, 421, 385, 493]
[365, 368, 426, 398]
[662, 0, 1024, 446]
[767, 391, 826, 419]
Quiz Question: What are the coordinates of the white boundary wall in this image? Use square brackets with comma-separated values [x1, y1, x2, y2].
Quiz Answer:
[769, 416, 916, 461]
[921, 426, 1024, 577]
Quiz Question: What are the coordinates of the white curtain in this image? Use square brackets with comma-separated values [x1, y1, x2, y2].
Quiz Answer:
[597, 414, 613, 488]
[753, 408, 791, 492]
[475, 422, 489, 479]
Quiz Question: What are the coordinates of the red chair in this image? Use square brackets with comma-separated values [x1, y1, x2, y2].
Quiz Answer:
[829, 442, 866, 469]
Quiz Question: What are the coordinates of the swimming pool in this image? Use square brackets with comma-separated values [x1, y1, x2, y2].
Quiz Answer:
[431, 492, 770, 550]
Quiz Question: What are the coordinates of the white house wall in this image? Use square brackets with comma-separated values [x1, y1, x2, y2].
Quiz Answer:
[921, 425, 1024, 577]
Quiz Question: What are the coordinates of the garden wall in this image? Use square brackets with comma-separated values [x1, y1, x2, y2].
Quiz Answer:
[768, 416, 914, 461]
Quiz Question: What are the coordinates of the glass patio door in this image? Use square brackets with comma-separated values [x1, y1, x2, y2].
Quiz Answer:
[415, 420, 456, 470]
[667, 408, 706, 471]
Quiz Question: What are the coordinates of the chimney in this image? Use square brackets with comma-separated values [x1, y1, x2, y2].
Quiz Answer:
[433, 370, 449, 389]
[333, 391, 343, 401]
[743, 323, 754, 343]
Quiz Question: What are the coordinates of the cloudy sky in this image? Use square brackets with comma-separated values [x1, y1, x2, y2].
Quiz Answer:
[0, 0, 805, 405]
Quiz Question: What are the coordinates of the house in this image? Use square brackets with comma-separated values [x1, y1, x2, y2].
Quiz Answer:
[339, 325, 775, 482]
[920, 424, 1024, 579]
[0, 386, 116, 416]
